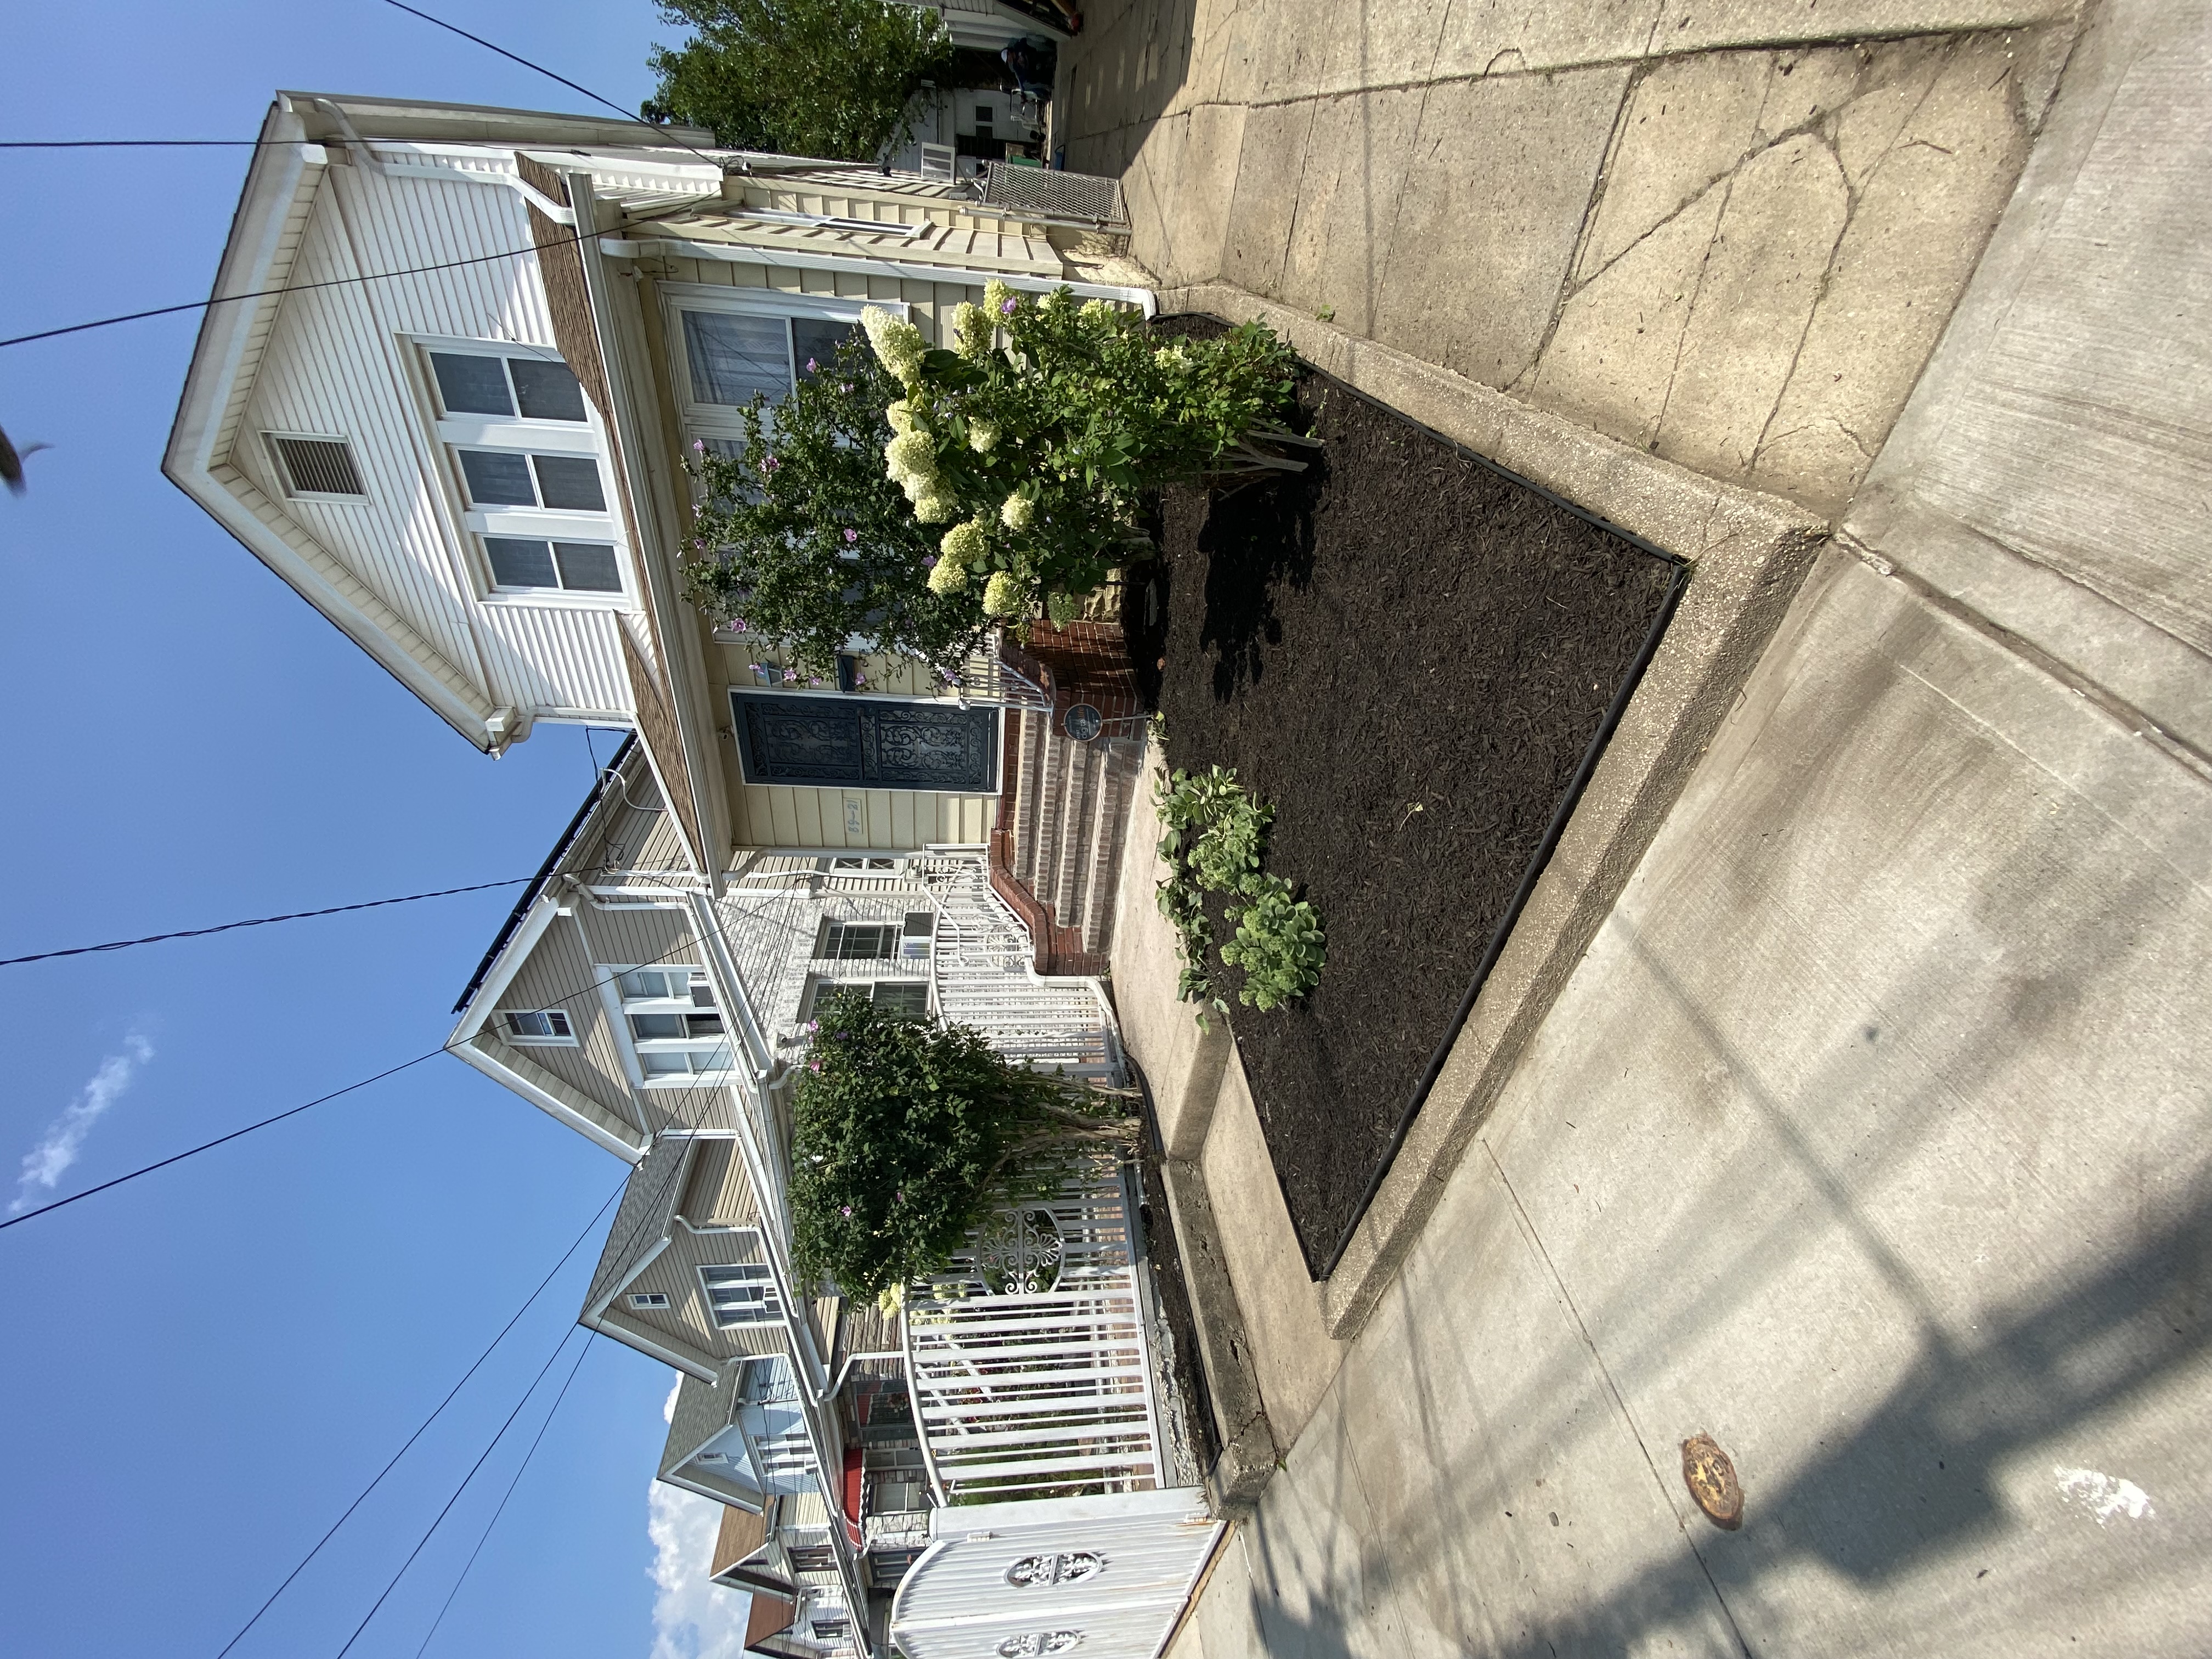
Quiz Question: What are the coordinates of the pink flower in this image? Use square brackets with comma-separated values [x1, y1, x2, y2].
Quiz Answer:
[840, 1205, 853, 1217]
[731, 617, 748, 632]
[806, 358, 819, 374]
[922, 555, 938, 568]
[854, 672, 866, 685]
[844, 528, 859, 544]
[691, 438, 705, 453]
[782, 668, 798, 682]
[1000, 297, 1018, 315]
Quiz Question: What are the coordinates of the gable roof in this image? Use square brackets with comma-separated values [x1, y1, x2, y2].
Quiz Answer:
[582, 1135, 695, 1315]
[712, 1503, 770, 1577]
[746, 1595, 797, 1650]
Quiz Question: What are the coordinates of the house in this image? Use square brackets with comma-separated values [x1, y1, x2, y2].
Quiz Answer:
[450, 749, 1222, 1656]
[165, 90, 1149, 952]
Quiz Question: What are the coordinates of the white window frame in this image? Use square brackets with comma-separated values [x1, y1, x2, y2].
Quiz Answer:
[630, 1291, 672, 1310]
[701, 1259, 782, 1328]
[500, 1006, 578, 1045]
[817, 920, 899, 963]
[659, 284, 907, 452]
[600, 964, 738, 1089]
[408, 336, 633, 608]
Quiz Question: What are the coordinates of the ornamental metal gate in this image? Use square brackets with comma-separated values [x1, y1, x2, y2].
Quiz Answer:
[904, 1156, 1166, 1505]
[888, 1489, 1223, 1659]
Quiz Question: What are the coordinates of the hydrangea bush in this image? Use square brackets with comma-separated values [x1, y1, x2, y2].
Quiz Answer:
[861, 283, 1305, 620]
[678, 335, 990, 680]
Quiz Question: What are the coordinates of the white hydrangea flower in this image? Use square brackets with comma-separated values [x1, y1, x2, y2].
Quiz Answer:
[940, 519, 989, 569]
[1000, 492, 1034, 532]
[885, 430, 937, 484]
[982, 571, 1025, 617]
[927, 554, 968, 593]
[1079, 298, 1114, 323]
[968, 422, 998, 454]
[885, 399, 918, 436]
[983, 279, 1018, 320]
[914, 492, 958, 524]
[861, 305, 926, 382]
[949, 301, 992, 359]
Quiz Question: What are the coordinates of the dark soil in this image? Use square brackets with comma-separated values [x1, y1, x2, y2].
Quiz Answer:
[1127, 318, 1679, 1274]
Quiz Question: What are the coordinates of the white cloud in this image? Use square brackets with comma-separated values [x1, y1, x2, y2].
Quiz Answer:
[648, 1479, 754, 1659]
[11, 1034, 153, 1214]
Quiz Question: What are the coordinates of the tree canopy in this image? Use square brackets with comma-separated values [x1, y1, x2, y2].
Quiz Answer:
[642, 0, 952, 161]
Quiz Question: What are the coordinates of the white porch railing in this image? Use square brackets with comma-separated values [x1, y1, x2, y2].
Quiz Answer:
[904, 1156, 1167, 1505]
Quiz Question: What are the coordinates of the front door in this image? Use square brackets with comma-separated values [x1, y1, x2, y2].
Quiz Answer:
[731, 693, 998, 792]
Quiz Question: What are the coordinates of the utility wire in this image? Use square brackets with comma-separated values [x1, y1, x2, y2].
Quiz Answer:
[208, 1181, 623, 1659]
[0, 139, 273, 148]
[1, 876, 539, 968]
[332, 1326, 589, 1659]
[380, 0, 719, 168]
[0, 191, 707, 351]
[409, 1335, 598, 1659]
[0, 919, 718, 1234]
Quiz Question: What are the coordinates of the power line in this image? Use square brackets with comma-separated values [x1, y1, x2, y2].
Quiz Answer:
[209, 1181, 623, 1659]
[380, 0, 719, 169]
[332, 1326, 589, 1659]
[410, 1335, 597, 1659]
[0, 922, 711, 1233]
[1, 876, 540, 968]
[0, 139, 271, 148]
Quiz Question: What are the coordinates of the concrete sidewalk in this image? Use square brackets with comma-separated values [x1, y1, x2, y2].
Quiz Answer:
[1075, 0, 2212, 1651]
[1062, 0, 2076, 516]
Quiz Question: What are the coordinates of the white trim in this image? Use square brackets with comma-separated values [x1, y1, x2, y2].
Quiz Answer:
[583, 1306, 720, 1381]
[467, 507, 623, 540]
[449, 1037, 646, 1161]
[585, 1231, 676, 1322]
[448, 893, 564, 1046]
[608, 236, 1159, 317]
[656, 280, 911, 323]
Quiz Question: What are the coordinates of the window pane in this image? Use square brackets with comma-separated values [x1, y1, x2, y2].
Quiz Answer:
[682, 310, 792, 405]
[792, 317, 855, 378]
[691, 1042, 735, 1073]
[685, 1012, 726, 1037]
[554, 543, 623, 593]
[533, 454, 606, 512]
[616, 969, 663, 1000]
[630, 1012, 687, 1041]
[485, 538, 557, 588]
[459, 449, 537, 506]
[640, 1052, 690, 1077]
[505, 1010, 552, 1037]
[509, 357, 588, 421]
[430, 352, 515, 416]
[872, 981, 928, 1015]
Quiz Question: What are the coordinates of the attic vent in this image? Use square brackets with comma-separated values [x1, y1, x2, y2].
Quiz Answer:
[267, 434, 366, 499]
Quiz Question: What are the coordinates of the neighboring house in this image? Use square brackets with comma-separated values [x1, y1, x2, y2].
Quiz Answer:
[165, 89, 1154, 893]
[452, 753, 1221, 1656]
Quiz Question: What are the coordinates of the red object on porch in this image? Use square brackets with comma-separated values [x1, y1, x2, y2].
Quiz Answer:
[842, 1447, 864, 1544]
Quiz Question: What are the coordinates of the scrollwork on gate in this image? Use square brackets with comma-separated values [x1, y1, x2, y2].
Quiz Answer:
[995, 1633, 1082, 1657]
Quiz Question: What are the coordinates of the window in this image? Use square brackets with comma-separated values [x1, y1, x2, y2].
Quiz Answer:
[902, 911, 935, 961]
[503, 1007, 574, 1042]
[701, 1262, 780, 1327]
[613, 967, 735, 1082]
[667, 292, 894, 455]
[428, 351, 588, 422]
[870, 981, 929, 1017]
[458, 449, 607, 512]
[484, 538, 623, 594]
[822, 856, 900, 876]
[786, 1545, 834, 1575]
[265, 434, 367, 500]
[820, 922, 896, 962]
[630, 1291, 671, 1310]
[422, 343, 623, 602]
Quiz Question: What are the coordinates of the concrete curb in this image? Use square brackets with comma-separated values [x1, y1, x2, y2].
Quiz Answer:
[1161, 285, 1832, 1342]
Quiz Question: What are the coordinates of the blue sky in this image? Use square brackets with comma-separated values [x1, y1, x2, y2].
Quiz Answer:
[0, 4, 750, 1656]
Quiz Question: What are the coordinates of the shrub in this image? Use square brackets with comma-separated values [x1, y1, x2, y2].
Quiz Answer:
[861, 286, 1307, 620]
[680, 335, 989, 681]
[1154, 763, 1325, 1013]
[789, 994, 1136, 1299]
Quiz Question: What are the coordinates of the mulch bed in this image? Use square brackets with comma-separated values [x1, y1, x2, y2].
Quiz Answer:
[1125, 318, 1681, 1275]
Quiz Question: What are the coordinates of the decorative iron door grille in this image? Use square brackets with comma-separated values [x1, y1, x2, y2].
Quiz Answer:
[731, 693, 998, 791]
[980, 161, 1127, 229]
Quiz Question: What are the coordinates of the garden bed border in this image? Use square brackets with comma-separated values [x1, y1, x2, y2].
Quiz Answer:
[1155, 285, 1831, 1342]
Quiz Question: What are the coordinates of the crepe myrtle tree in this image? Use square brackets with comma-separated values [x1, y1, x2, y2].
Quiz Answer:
[864, 284, 1312, 624]
[679, 335, 991, 684]
[788, 993, 1138, 1303]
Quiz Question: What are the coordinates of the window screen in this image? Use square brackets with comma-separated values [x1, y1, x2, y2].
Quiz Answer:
[792, 317, 855, 378]
[459, 451, 606, 512]
[268, 436, 366, 498]
[821, 923, 896, 961]
[683, 311, 793, 405]
[431, 351, 589, 422]
[504, 1008, 572, 1039]
[533, 454, 606, 511]
[484, 539, 622, 593]
[871, 981, 928, 1016]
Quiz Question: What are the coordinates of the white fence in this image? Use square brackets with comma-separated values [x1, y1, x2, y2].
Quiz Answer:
[904, 1156, 1166, 1506]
